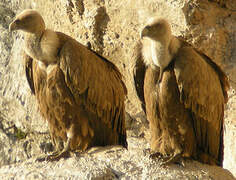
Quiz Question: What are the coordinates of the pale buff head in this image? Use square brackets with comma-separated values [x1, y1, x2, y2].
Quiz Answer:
[140, 18, 180, 81]
[9, 9, 45, 34]
[140, 18, 172, 44]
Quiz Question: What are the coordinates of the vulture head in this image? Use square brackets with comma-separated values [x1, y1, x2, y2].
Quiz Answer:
[9, 9, 45, 34]
[9, 9, 59, 64]
[141, 18, 172, 44]
[140, 18, 178, 82]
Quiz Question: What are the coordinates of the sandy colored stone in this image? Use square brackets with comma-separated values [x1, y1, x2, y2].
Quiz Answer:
[0, 137, 235, 180]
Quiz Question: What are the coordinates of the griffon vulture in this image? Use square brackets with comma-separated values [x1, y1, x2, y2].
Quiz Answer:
[134, 18, 229, 166]
[9, 9, 127, 161]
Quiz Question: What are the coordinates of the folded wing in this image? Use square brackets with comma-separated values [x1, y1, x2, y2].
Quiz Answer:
[57, 33, 127, 147]
[174, 43, 229, 165]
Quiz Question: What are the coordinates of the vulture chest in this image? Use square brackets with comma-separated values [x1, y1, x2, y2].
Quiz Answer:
[33, 62, 76, 141]
[144, 65, 196, 157]
[32, 61, 122, 150]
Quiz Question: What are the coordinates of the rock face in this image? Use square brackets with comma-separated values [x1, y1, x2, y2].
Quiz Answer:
[0, 0, 235, 178]
[0, 139, 235, 180]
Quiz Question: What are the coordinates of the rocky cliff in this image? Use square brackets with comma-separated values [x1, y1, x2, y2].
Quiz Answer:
[0, 0, 235, 179]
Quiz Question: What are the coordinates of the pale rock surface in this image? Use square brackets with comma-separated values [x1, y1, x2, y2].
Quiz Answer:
[0, 0, 235, 179]
[0, 137, 235, 180]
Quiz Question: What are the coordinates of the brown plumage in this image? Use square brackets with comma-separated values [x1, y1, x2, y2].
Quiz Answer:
[134, 18, 229, 166]
[9, 9, 127, 160]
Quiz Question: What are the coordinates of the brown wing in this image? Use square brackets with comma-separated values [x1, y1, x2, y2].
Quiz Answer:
[198, 52, 229, 103]
[23, 51, 35, 94]
[57, 33, 127, 147]
[174, 44, 229, 165]
[133, 42, 147, 113]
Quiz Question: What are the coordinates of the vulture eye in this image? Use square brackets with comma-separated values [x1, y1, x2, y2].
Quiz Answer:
[146, 25, 151, 29]
[15, 19, 20, 24]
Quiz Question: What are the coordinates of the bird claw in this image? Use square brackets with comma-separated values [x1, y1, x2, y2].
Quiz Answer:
[48, 150, 71, 161]
[149, 152, 162, 159]
[35, 156, 47, 162]
[35, 151, 58, 162]
[150, 152, 184, 167]
[35, 150, 71, 162]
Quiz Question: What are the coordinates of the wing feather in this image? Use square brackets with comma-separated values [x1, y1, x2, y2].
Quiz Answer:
[57, 33, 127, 146]
[174, 44, 228, 164]
[133, 42, 147, 113]
[23, 51, 35, 94]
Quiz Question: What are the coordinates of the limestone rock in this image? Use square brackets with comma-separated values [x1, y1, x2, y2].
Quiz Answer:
[0, 138, 235, 180]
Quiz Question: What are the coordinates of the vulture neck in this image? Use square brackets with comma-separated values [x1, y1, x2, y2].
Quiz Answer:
[151, 39, 171, 70]
[143, 36, 181, 70]
[24, 31, 45, 63]
[24, 29, 59, 66]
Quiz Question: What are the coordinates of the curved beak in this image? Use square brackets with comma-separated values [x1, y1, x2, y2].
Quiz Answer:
[140, 27, 149, 39]
[9, 21, 17, 32]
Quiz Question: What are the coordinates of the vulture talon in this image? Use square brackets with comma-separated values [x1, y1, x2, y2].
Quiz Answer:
[35, 150, 71, 162]
[159, 153, 183, 166]
[47, 150, 71, 161]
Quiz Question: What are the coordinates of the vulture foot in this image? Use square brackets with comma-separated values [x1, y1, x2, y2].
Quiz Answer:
[150, 152, 184, 167]
[35, 150, 71, 162]
[36, 138, 73, 162]
[47, 149, 71, 161]
[35, 151, 59, 162]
